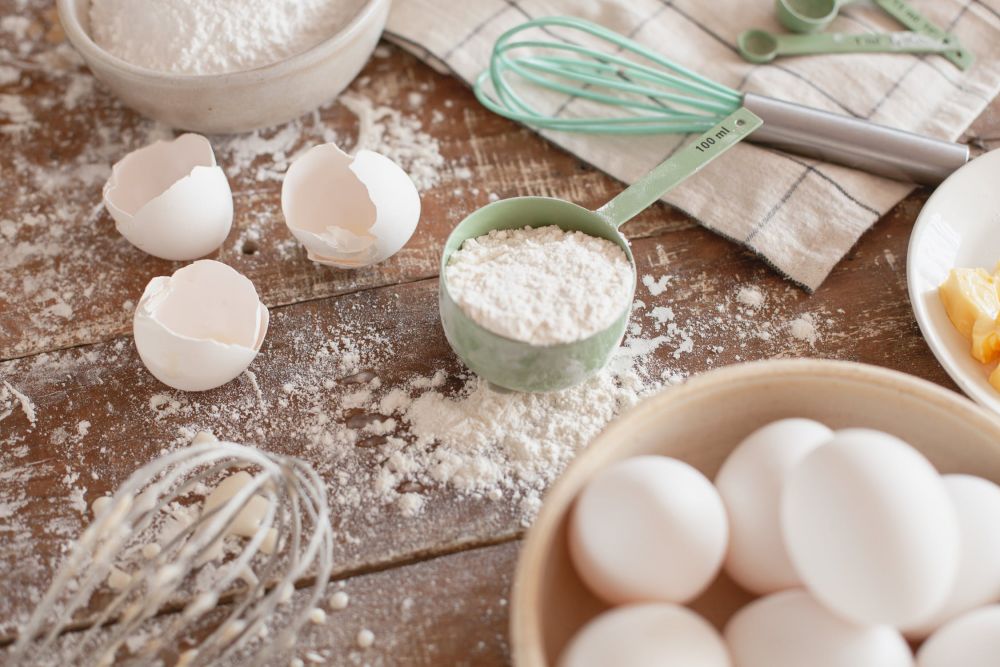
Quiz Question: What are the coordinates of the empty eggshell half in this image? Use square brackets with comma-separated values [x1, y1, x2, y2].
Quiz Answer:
[281, 143, 420, 268]
[103, 133, 233, 261]
[133, 260, 268, 392]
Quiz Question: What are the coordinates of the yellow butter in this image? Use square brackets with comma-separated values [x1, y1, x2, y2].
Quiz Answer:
[939, 266, 1000, 384]
[939, 268, 999, 338]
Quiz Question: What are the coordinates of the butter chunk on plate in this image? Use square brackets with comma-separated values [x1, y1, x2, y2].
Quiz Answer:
[908, 148, 1000, 414]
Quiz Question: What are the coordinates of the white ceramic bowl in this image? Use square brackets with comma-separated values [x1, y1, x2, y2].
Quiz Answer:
[908, 148, 1000, 415]
[510, 359, 1000, 666]
[56, 0, 390, 133]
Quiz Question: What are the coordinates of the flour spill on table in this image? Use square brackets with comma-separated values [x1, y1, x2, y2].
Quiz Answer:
[1, 381, 36, 425]
[0, 271, 853, 649]
[1, 8, 454, 360]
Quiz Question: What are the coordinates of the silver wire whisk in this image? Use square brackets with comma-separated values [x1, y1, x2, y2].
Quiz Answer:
[9, 441, 333, 667]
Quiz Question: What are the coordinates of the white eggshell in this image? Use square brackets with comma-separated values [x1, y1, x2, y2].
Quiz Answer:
[904, 475, 1000, 638]
[559, 603, 731, 667]
[725, 590, 913, 667]
[103, 133, 233, 261]
[281, 143, 420, 269]
[568, 456, 728, 605]
[133, 260, 268, 392]
[917, 605, 1000, 667]
[782, 428, 959, 627]
[716, 418, 832, 594]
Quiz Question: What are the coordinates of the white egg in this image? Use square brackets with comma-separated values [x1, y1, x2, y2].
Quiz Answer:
[559, 603, 731, 667]
[917, 605, 1000, 667]
[568, 456, 728, 605]
[782, 429, 959, 627]
[103, 133, 233, 261]
[725, 589, 913, 667]
[281, 143, 420, 269]
[133, 260, 268, 391]
[904, 475, 1000, 638]
[715, 418, 832, 594]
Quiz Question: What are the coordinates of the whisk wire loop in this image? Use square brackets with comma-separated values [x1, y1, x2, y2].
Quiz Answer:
[476, 15, 743, 135]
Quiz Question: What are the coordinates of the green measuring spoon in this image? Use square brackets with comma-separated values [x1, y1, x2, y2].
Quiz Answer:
[738, 29, 956, 64]
[776, 0, 972, 70]
[439, 108, 762, 393]
[873, 0, 974, 70]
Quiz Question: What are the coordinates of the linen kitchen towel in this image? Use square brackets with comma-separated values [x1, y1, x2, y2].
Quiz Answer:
[385, 0, 1000, 289]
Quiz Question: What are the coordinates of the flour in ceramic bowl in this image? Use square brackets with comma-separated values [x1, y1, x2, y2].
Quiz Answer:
[89, 0, 369, 75]
[445, 226, 634, 345]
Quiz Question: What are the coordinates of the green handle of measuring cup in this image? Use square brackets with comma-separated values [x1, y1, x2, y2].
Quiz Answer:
[872, 0, 973, 70]
[595, 107, 763, 228]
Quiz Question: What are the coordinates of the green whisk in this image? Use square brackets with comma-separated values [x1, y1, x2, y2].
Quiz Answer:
[473, 16, 969, 185]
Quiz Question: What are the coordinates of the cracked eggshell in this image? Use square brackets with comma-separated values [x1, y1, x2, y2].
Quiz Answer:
[103, 133, 233, 261]
[281, 143, 420, 269]
[133, 260, 268, 392]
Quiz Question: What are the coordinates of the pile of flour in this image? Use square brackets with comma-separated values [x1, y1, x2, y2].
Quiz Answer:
[90, 0, 368, 75]
[445, 226, 634, 345]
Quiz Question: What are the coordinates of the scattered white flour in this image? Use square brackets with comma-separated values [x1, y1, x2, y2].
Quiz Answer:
[2, 381, 37, 425]
[340, 93, 447, 190]
[737, 286, 765, 309]
[356, 628, 375, 649]
[0, 93, 34, 133]
[648, 306, 675, 325]
[359, 349, 658, 522]
[883, 249, 897, 270]
[0, 65, 19, 86]
[642, 274, 671, 296]
[789, 314, 820, 345]
[446, 226, 634, 345]
[89, 0, 368, 75]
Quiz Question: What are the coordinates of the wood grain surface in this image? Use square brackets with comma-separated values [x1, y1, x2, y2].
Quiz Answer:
[2, 1, 999, 664]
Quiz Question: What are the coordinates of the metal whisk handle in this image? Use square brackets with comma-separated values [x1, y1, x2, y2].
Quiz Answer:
[742, 93, 969, 186]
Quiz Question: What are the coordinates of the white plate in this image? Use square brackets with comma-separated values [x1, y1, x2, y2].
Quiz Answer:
[908, 148, 1000, 415]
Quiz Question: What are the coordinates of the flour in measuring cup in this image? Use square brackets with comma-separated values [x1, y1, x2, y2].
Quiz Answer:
[445, 226, 634, 345]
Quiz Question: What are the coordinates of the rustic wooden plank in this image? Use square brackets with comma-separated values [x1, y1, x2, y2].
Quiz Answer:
[2, 540, 518, 666]
[3, 0, 998, 661]
[0, 0, 688, 361]
[0, 185, 956, 638]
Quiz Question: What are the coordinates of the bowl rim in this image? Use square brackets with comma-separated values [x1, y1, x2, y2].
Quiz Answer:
[56, 0, 387, 82]
[509, 358, 1000, 667]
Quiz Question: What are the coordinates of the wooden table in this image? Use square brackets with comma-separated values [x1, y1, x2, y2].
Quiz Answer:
[2, 3, 998, 665]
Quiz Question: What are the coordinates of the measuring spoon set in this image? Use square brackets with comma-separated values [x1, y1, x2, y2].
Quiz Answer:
[738, 0, 973, 69]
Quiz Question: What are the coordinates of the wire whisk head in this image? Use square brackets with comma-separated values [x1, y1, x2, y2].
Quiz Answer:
[474, 16, 743, 135]
[10, 441, 334, 667]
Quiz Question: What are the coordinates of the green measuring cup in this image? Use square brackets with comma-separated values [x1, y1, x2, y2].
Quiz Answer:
[738, 28, 955, 64]
[438, 108, 762, 393]
[776, 0, 857, 32]
[776, 0, 973, 70]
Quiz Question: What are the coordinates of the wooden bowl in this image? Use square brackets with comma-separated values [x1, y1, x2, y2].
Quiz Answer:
[510, 359, 1000, 666]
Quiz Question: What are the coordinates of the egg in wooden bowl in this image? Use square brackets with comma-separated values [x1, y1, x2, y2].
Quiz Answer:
[510, 358, 1000, 666]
